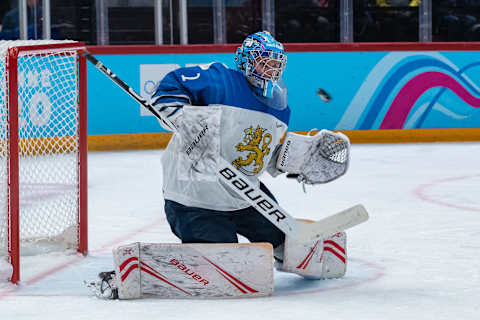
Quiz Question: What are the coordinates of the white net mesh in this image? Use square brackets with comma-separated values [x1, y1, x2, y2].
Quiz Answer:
[0, 40, 83, 261]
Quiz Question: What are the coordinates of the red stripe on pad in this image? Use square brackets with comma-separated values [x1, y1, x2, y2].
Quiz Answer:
[119, 256, 139, 272]
[324, 247, 346, 264]
[215, 270, 247, 294]
[121, 264, 139, 282]
[296, 241, 319, 269]
[323, 240, 345, 255]
[141, 267, 192, 296]
[203, 256, 258, 294]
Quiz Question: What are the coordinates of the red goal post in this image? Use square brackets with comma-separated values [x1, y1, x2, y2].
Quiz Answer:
[0, 41, 88, 284]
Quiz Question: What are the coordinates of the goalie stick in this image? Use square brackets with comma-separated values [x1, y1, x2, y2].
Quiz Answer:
[217, 158, 368, 242]
[83, 51, 369, 242]
[82, 52, 175, 130]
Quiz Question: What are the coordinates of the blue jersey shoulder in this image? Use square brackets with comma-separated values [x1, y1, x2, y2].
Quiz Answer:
[153, 62, 290, 125]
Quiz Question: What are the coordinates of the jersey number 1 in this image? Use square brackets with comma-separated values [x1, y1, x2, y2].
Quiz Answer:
[181, 73, 200, 82]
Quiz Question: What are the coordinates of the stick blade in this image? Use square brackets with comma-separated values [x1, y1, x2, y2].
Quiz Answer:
[296, 204, 369, 243]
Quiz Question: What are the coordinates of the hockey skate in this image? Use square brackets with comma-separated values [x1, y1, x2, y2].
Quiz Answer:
[84, 271, 119, 299]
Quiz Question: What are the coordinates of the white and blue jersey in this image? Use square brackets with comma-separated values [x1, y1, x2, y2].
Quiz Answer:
[152, 62, 290, 211]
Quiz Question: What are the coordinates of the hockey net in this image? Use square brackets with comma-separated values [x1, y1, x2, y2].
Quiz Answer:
[0, 40, 87, 283]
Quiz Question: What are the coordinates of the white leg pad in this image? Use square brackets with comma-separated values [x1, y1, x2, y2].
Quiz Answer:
[113, 242, 274, 299]
[276, 227, 347, 280]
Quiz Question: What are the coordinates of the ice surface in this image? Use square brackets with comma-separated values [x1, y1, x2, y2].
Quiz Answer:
[0, 143, 479, 320]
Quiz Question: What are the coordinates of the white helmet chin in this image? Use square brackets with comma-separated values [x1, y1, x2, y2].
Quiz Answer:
[254, 80, 288, 111]
[245, 73, 276, 98]
[261, 79, 275, 99]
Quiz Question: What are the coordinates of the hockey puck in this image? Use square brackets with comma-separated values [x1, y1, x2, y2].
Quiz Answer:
[317, 88, 331, 103]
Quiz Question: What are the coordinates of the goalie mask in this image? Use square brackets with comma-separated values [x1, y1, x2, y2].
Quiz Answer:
[235, 31, 287, 98]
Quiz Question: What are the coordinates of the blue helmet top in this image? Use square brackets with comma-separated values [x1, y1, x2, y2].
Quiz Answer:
[235, 31, 287, 98]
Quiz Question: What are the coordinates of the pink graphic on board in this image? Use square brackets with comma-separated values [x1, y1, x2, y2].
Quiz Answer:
[380, 71, 480, 129]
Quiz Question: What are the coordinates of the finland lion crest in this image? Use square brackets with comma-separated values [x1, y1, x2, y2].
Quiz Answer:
[232, 125, 272, 175]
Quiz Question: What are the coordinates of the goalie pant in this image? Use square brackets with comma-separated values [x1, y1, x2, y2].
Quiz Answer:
[111, 234, 346, 299]
[163, 183, 285, 247]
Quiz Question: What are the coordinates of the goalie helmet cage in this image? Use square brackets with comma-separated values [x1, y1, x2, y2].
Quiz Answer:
[0, 41, 88, 284]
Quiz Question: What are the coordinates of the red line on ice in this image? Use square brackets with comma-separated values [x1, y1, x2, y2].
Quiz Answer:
[413, 174, 480, 212]
[0, 218, 165, 299]
[275, 257, 385, 296]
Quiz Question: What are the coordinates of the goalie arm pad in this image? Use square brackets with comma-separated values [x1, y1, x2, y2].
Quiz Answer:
[276, 130, 350, 184]
[151, 95, 190, 131]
